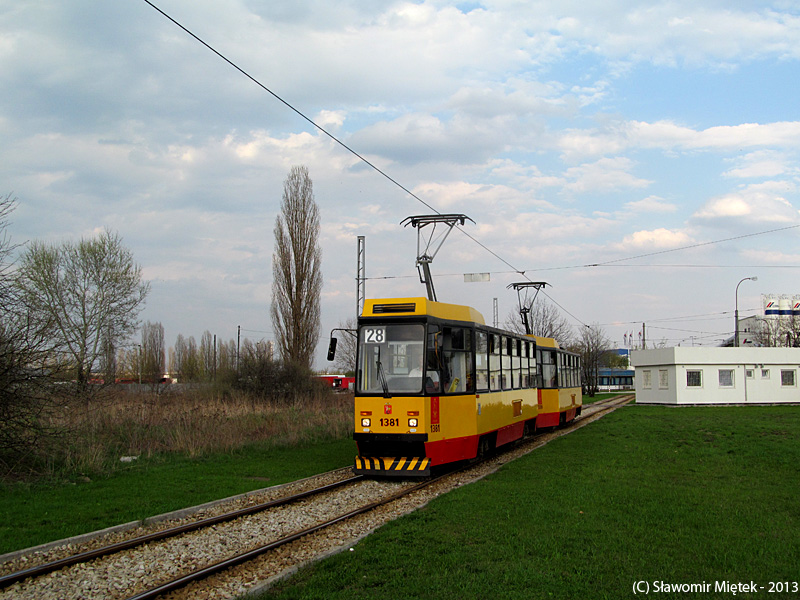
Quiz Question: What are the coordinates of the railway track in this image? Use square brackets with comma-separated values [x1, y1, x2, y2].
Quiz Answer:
[0, 393, 633, 600]
[0, 474, 364, 590]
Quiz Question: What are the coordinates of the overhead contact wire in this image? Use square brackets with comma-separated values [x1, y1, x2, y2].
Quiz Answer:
[142, 0, 438, 215]
[142, 0, 586, 326]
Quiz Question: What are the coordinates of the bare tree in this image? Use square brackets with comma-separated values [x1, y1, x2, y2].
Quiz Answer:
[572, 323, 611, 397]
[217, 338, 237, 380]
[171, 334, 186, 380]
[98, 325, 118, 384]
[331, 317, 357, 375]
[172, 334, 202, 382]
[16, 229, 149, 388]
[504, 297, 573, 347]
[754, 316, 800, 348]
[200, 330, 215, 380]
[141, 321, 165, 383]
[270, 166, 322, 369]
[0, 194, 62, 468]
[115, 347, 138, 381]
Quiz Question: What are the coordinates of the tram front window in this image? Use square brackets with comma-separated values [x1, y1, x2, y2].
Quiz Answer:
[358, 323, 425, 394]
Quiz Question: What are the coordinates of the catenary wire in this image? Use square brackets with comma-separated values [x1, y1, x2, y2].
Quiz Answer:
[141, 1, 793, 333]
[141, 0, 578, 321]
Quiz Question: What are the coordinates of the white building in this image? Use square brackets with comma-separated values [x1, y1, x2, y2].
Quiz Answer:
[631, 347, 800, 404]
[734, 294, 800, 348]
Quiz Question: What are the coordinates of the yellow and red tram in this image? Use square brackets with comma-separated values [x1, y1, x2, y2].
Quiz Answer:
[353, 297, 582, 477]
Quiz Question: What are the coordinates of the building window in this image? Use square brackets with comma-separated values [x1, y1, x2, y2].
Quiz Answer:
[642, 370, 652, 389]
[687, 370, 702, 387]
[746, 369, 754, 379]
[718, 369, 734, 387]
[781, 370, 796, 387]
[762, 369, 770, 379]
[658, 369, 669, 389]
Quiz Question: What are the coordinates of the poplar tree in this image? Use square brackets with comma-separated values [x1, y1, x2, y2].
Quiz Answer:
[270, 166, 322, 369]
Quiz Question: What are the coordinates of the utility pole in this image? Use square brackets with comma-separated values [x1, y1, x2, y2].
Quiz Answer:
[642, 323, 646, 349]
[356, 235, 365, 317]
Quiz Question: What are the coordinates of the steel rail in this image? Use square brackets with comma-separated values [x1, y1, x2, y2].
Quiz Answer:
[124, 474, 446, 600]
[0, 475, 363, 589]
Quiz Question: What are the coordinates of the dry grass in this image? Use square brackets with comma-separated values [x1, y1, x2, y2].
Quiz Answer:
[42, 385, 354, 476]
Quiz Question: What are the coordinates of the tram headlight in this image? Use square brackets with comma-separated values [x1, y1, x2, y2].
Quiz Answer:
[408, 418, 418, 428]
[361, 418, 371, 427]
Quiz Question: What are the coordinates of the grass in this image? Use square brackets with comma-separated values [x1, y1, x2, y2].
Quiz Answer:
[0, 385, 356, 554]
[0, 437, 356, 555]
[583, 391, 629, 404]
[260, 404, 800, 600]
[37, 386, 354, 478]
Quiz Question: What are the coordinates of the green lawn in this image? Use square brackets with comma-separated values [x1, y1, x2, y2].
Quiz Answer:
[0, 438, 355, 555]
[260, 405, 800, 600]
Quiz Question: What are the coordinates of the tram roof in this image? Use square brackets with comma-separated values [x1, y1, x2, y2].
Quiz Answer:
[361, 297, 485, 325]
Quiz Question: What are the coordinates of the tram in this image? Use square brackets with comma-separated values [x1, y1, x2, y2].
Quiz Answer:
[351, 297, 581, 476]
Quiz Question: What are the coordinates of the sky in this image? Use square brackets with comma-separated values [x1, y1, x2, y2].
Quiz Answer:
[2, 0, 800, 367]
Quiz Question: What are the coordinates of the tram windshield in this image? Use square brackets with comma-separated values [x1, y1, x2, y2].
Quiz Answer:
[357, 323, 425, 394]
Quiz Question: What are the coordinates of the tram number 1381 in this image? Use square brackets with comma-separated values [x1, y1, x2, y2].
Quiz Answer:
[380, 418, 399, 427]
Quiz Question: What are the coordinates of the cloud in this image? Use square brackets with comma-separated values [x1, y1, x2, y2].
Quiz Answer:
[559, 120, 800, 160]
[563, 157, 652, 193]
[693, 182, 800, 223]
[618, 227, 692, 249]
[4, 1, 800, 362]
[540, 2, 800, 66]
[723, 150, 797, 179]
[625, 195, 678, 213]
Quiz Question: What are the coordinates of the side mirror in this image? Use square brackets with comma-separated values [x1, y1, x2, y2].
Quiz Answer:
[327, 337, 338, 361]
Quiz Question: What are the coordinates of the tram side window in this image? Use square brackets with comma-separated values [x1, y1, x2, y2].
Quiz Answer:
[425, 325, 442, 394]
[558, 352, 570, 388]
[475, 330, 489, 391]
[540, 349, 557, 388]
[501, 336, 512, 390]
[527, 342, 536, 388]
[564, 354, 571, 388]
[565, 354, 573, 388]
[490, 334, 502, 391]
[572, 355, 579, 388]
[556, 352, 563, 387]
[536, 348, 543, 388]
[521, 341, 529, 388]
[442, 326, 474, 394]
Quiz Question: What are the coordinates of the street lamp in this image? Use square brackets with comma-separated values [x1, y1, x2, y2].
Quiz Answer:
[735, 276, 758, 347]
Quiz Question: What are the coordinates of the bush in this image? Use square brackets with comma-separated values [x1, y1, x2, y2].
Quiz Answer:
[234, 355, 326, 402]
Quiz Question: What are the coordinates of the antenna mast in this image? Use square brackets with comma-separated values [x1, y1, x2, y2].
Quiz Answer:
[401, 214, 474, 302]
[508, 281, 548, 335]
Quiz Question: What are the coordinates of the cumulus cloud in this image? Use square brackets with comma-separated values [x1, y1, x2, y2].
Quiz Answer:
[619, 228, 692, 249]
[625, 196, 678, 213]
[693, 183, 800, 224]
[723, 150, 797, 179]
[559, 119, 800, 161]
[563, 157, 652, 193]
